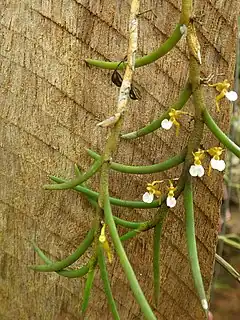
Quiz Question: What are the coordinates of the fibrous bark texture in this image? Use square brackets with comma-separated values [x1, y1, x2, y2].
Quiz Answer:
[0, 0, 239, 319]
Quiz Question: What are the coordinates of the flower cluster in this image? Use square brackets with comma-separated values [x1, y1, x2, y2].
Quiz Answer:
[189, 147, 225, 178]
[142, 180, 177, 208]
[208, 79, 238, 112]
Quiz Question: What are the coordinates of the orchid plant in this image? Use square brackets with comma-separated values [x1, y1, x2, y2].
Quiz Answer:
[29, 1, 240, 319]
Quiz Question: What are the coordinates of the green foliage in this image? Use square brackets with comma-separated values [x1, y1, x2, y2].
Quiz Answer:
[29, 0, 240, 319]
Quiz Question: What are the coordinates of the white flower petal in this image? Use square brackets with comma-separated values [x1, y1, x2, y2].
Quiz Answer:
[225, 90, 238, 102]
[189, 165, 198, 177]
[196, 165, 205, 177]
[217, 160, 226, 171]
[210, 158, 218, 169]
[189, 165, 204, 177]
[161, 119, 173, 130]
[142, 192, 154, 203]
[166, 196, 176, 208]
[211, 158, 225, 171]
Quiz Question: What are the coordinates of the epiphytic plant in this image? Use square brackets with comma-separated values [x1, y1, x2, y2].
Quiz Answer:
[29, 0, 240, 319]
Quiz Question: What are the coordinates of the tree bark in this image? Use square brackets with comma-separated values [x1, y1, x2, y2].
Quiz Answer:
[0, 0, 239, 319]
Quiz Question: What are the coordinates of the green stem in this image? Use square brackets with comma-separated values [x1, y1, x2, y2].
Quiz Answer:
[184, 179, 208, 313]
[115, 216, 144, 229]
[81, 195, 146, 229]
[87, 148, 187, 174]
[179, 17, 208, 316]
[85, 25, 182, 70]
[180, 0, 192, 25]
[121, 82, 192, 139]
[29, 228, 95, 272]
[215, 253, 240, 283]
[56, 265, 89, 278]
[218, 236, 240, 250]
[50, 175, 163, 209]
[203, 109, 240, 158]
[104, 195, 157, 320]
[153, 215, 166, 307]
[98, 246, 120, 320]
[81, 263, 97, 316]
[30, 241, 92, 278]
[120, 229, 139, 242]
[119, 204, 173, 308]
[43, 159, 103, 190]
[119, 213, 167, 308]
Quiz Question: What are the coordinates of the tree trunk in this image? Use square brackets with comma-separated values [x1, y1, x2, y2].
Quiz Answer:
[0, 0, 239, 319]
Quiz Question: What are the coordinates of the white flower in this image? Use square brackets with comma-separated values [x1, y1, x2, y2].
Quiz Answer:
[210, 158, 225, 171]
[225, 90, 238, 102]
[189, 165, 205, 177]
[142, 192, 154, 203]
[161, 119, 173, 130]
[166, 196, 176, 208]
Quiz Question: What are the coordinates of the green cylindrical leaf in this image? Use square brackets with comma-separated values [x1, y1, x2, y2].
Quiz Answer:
[122, 82, 192, 140]
[98, 246, 120, 320]
[184, 179, 208, 313]
[29, 228, 95, 272]
[50, 175, 163, 209]
[30, 241, 90, 278]
[81, 264, 97, 316]
[104, 196, 157, 320]
[203, 109, 240, 158]
[43, 159, 103, 190]
[87, 148, 186, 174]
[85, 25, 182, 70]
